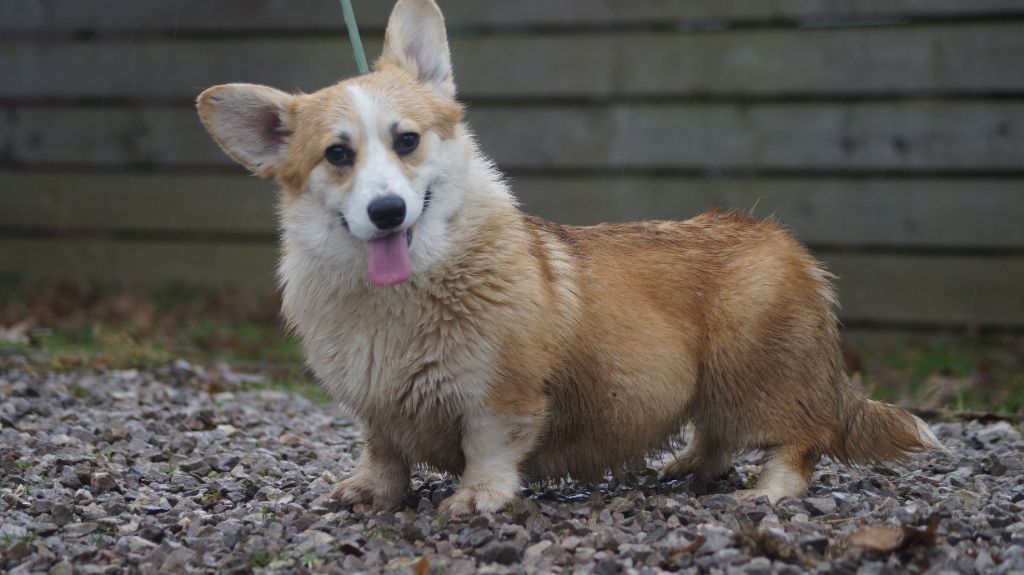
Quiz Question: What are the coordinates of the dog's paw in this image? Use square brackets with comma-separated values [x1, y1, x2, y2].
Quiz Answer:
[730, 489, 767, 503]
[731, 488, 793, 505]
[438, 484, 516, 516]
[659, 458, 695, 481]
[661, 451, 731, 481]
[330, 476, 401, 511]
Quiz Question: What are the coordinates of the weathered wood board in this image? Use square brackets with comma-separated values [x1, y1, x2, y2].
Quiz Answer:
[4, 23, 1023, 100]
[3, 238, 1021, 325]
[4, 173, 1024, 249]
[3, 102, 1021, 170]
[3, 0, 1023, 327]
[0, 239, 280, 289]
[4, 0, 1022, 33]
[826, 254, 1024, 326]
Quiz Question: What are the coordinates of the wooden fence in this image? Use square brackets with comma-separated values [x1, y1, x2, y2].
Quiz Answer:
[2, 0, 1023, 328]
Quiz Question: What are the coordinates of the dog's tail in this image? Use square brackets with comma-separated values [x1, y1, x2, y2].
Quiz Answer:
[829, 389, 945, 465]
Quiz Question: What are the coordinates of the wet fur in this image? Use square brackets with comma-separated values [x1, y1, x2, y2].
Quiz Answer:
[197, 0, 941, 513]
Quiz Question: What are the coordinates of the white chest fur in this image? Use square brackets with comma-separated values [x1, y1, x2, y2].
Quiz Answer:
[278, 244, 499, 464]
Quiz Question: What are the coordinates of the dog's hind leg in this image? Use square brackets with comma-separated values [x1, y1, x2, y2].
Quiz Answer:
[733, 444, 818, 504]
[439, 410, 544, 516]
[660, 428, 732, 480]
[331, 430, 409, 511]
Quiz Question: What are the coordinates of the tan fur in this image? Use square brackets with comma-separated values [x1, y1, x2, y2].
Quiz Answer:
[196, 0, 942, 513]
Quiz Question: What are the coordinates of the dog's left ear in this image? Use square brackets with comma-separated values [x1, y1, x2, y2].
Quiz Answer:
[377, 0, 455, 99]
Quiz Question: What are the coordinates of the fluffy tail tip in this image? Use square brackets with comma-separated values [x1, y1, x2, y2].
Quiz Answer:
[912, 415, 948, 453]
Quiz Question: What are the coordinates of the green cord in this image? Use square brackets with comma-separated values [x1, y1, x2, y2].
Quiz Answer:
[340, 0, 369, 74]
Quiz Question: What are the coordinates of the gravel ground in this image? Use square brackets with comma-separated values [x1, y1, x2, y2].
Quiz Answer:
[2, 356, 1023, 575]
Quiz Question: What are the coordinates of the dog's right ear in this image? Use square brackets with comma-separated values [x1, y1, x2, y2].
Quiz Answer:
[196, 84, 296, 178]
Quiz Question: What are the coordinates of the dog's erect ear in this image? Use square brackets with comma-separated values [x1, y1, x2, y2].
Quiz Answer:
[378, 0, 455, 99]
[196, 84, 296, 178]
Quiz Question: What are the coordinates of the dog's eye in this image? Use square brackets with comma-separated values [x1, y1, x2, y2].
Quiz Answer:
[325, 144, 355, 166]
[394, 132, 420, 155]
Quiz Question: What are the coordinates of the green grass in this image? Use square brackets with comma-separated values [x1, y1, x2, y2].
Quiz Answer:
[45, 329, 172, 370]
[3, 282, 1021, 413]
[185, 320, 304, 364]
[878, 341, 975, 383]
[250, 553, 272, 568]
[1, 282, 327, 403]
[267, 368, 332, 404]
[300, 552, 321, 570]
[846, 331, 1024, 414]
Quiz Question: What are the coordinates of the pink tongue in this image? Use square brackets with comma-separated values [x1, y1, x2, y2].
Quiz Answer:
[367, 232, 411, 286]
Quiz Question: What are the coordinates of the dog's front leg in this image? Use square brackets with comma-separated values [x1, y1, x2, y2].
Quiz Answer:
[331, 430, 409, 511]
[439, 410, 542, 516]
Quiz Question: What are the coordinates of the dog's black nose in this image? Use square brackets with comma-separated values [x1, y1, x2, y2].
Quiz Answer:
[367, 195, 406, 230]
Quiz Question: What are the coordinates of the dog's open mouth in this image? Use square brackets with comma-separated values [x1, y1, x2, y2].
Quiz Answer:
[364, 189, 431, 287]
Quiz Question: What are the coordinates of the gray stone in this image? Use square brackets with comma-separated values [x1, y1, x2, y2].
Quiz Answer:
[2, 361, 1019, 575]
[698, 525, 734, 554]
[742, 557, 773, 575]
[30, 522, 59, 536]
[160, 548, 195, 573]
[804, 496, 837, 516]
[700, 494, 740, 511]
[90, 472, 118, 493]
[48, 562, 73, 575]
[118, 535, 157, 554]
[63, 521, 99, 537]
[179, 458, 211, 476]
[594, 558, 623, 575]
[798, 534, 830, 554]
[1000, 546, 1024, 570]
[462, 527, 493, 548]
[524, 540, 552, 558]
[478, 542, 521, 565]
[297, 529, 334, 553]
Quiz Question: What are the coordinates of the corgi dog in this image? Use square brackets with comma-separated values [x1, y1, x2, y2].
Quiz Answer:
[197, 0, 942, 515]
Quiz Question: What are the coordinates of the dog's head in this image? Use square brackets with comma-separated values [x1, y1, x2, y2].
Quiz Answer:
[197, 0, 469, 287]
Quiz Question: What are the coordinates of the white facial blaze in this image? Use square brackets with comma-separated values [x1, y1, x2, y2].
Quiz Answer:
[341, 85, 424, 240]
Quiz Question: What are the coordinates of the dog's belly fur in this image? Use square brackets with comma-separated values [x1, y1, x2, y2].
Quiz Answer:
[524, 300, 704, 480]
[282, 209, 845, 482]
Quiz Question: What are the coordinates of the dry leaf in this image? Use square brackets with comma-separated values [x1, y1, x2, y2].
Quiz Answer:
[413, 556, 429, 575]
[850, 518, 939, 553]
[849, 525, 904, 552]
[899, 517, 939, 550]
[664, 534, 706, 564]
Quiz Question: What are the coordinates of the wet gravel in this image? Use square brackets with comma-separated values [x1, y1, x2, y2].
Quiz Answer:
[2, 357, 1023, 574]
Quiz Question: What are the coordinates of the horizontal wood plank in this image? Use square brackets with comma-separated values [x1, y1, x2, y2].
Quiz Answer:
[3, 0, 1023, 34]
[0, 173, 278, 235]
[4, 23, 1023, 99]
[516, 177, 1024, 249]
[4, 173, 1024, 249]
[826, 254, 1024, 326]
[2, 238, 1021, 325]
[0, 239, 279, 288]
[3, 102, 1021, 171]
